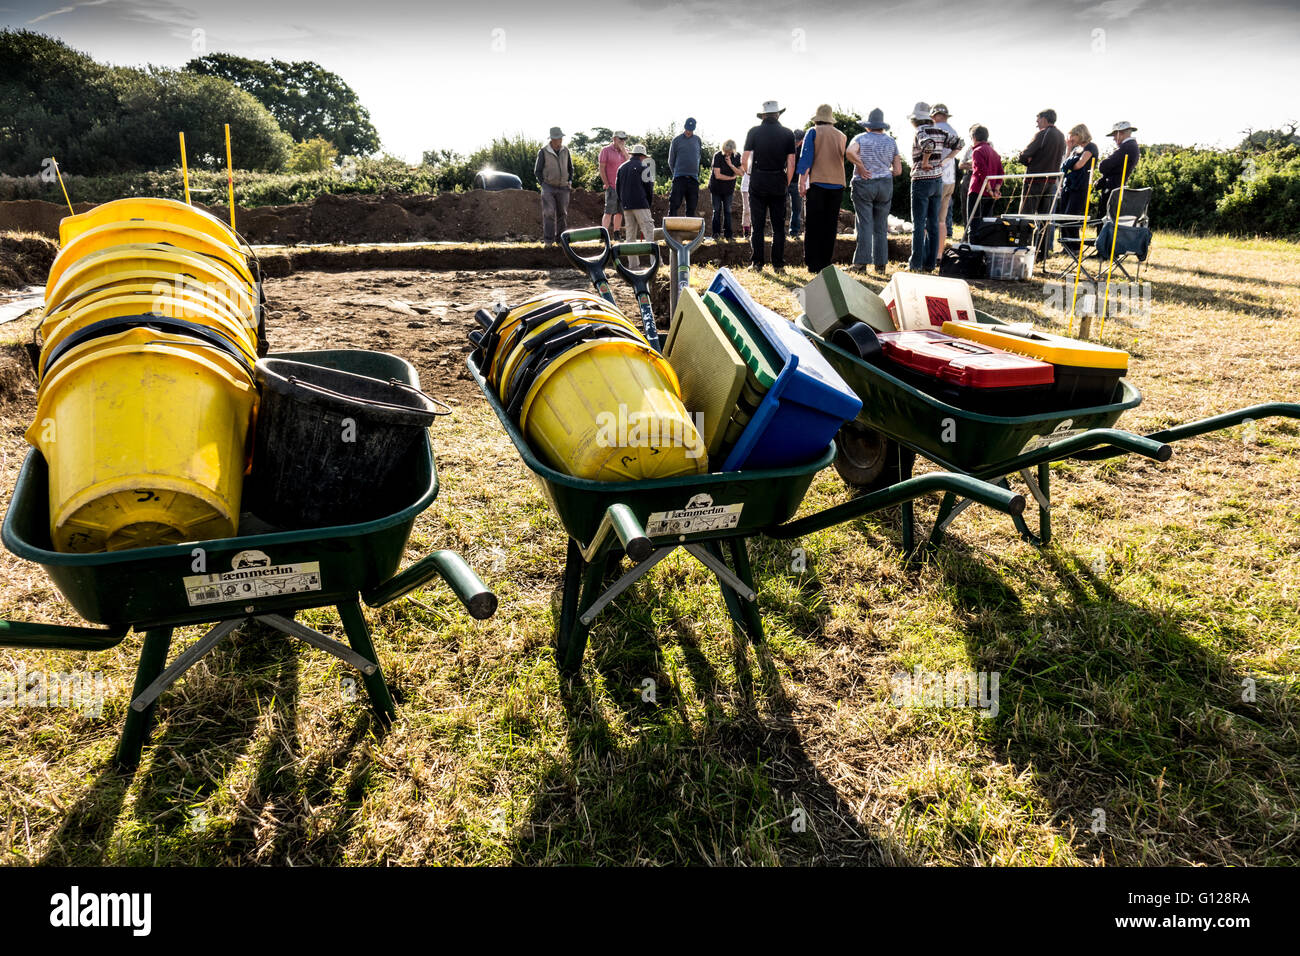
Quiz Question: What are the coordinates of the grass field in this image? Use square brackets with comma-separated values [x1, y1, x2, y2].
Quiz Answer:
[1, 232, 1297, 866]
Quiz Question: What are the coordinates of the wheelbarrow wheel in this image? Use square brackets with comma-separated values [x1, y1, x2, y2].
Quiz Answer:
[833, 421, 914, 491]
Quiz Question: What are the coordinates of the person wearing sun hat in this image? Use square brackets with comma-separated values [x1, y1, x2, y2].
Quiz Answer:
[742, 100, 798, 271]
[599, 131, 630, 235]
[796, 104, 848, 273]
[846, 106, 901, 273]
[617, 143, 656, 267]
[907, 101, 963, 273]
[929, 103, 963, 257]
[1098, 120, 1140, 208]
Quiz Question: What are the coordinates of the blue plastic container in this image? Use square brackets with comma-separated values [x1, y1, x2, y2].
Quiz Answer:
[707, 268, 862, 471]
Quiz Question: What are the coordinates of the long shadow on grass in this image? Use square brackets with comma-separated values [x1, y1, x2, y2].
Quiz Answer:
[934, 544, 1298, 865]
[39, 621, 380, 865]
[512, 541, 914, 865]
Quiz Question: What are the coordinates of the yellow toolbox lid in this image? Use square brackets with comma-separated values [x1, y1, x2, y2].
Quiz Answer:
[942, 321, 1129, 370]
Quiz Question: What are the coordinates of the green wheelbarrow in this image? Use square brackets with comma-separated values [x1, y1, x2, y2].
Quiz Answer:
[1, 350, 497, 769]
[469, 351, 1027, 673]
[792, 312, 1300, 553]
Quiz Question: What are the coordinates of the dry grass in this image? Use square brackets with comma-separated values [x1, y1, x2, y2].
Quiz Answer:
[0, 232, 1297, 866]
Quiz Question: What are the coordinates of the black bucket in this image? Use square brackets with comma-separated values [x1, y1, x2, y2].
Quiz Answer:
[245, 357, 449, 528]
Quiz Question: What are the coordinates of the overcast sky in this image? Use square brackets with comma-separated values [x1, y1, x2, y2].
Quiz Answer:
[5, 0, 1298, 160]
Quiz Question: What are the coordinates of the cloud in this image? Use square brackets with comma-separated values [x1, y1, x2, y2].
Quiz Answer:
[26, 0, 112, 24]
[1079, 0, 1147, 20]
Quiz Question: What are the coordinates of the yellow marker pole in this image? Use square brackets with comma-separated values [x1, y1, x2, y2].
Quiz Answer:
[1099, 153, 1129, 340]
[1068, 157, 1096, 337]
[178, 132, 192, 204]
[51, 156, 74, 216]
[224, 123, 236, 231]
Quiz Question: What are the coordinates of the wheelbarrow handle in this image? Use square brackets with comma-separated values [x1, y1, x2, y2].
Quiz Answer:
[767, 471, 1027, 540]
[576, 503, 653, 562]
[0, 619, 130, 651]
[362, 549, 498, 620]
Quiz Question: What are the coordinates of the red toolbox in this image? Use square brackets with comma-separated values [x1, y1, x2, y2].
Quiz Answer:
[877, 330, 1054, 415]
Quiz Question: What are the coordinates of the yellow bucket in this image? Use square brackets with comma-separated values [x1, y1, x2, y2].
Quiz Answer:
[40, 279, 254, 344]
[46, 246, 255, 316]
[26, 327, 257, 553]
[495, 312, 645, 403]
[48, 221, 255, 294]
[489, 299, 642, 387]
[518, 338, 707, 481]
[60, 197, 245, 251]
[40, 294, 258, 375]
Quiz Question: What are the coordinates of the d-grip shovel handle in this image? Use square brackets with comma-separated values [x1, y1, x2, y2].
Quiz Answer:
[611, 242, 661, 283]
[560, 227, 617, 305]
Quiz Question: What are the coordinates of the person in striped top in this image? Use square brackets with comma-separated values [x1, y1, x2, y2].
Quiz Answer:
[907, 101, 963, 272]
[846, 107, 902, 272]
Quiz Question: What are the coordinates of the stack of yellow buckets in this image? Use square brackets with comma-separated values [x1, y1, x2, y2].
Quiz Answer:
[28, 198, 261, 553]
[478, 290, 706, 481]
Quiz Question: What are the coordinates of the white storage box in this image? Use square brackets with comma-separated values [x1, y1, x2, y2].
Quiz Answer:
[880, 272, 977, 331]
[967, 244, 1035, 281]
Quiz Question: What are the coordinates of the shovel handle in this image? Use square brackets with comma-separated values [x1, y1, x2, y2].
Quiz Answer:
[611, 242, 661, 282]
[559, 227, 613, 267]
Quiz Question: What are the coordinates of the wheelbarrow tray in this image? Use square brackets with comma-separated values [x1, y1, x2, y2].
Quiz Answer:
[795, 313, 1141, 477]
[2, 350, 438, 630]
[469, 353, 834, 548]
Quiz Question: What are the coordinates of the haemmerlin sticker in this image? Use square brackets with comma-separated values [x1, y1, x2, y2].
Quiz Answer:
[183, 554, 322, 607]
[1021, 420, 1084, 455]
[646, 493, 743, 536]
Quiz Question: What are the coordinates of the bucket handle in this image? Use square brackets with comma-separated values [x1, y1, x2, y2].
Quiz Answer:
[285, 375, 452, 418]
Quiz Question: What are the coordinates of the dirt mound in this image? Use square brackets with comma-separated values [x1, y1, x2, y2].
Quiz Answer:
[1, 189, 851, 248]
[0, 234, 58, 289]
[0, 344, 37, 407]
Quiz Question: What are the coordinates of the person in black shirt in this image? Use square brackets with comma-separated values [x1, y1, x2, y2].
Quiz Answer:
[741, 100, 797, 271]
[709, 140, 743, 239]
[1058, 123, 1099, 248]
[1098, 120, 1140, 211]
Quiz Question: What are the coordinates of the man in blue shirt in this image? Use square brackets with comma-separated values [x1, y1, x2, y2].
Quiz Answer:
[668, 117, 703, 216]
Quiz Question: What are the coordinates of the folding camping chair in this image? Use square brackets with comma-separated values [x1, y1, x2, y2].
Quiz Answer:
[1061, 187, 1154, 282]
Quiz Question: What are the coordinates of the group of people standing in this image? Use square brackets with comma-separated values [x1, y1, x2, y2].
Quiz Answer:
[535, 103, 1140, 275]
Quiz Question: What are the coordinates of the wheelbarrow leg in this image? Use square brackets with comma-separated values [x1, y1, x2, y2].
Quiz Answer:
[898, 448, 917, 557]
[337, 600, 395, 723]
[1002, 464, 1052, 547]
[719, 539, 766, 645]
[558, 548, 610, 675]
[555, 538, 586, 673]
[115, 626, 174, 770]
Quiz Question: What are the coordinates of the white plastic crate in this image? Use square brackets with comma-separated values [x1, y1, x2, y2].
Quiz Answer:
[967, 244, 1035, 281]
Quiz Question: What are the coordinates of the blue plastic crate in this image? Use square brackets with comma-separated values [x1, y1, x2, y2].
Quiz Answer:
[707, 268, 862, 471]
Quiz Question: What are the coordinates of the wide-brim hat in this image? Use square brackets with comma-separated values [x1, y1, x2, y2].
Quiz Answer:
[865, 107, 889, 130]
[909, 101, 932, 122]
[1108, 120, 1137, 135]
[813, 104, 835, 124]
[757, 100, 786, 118]
[548, 126, 564, 139]
[930, 103, 951, 117]
[629, 143, 648, 156]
